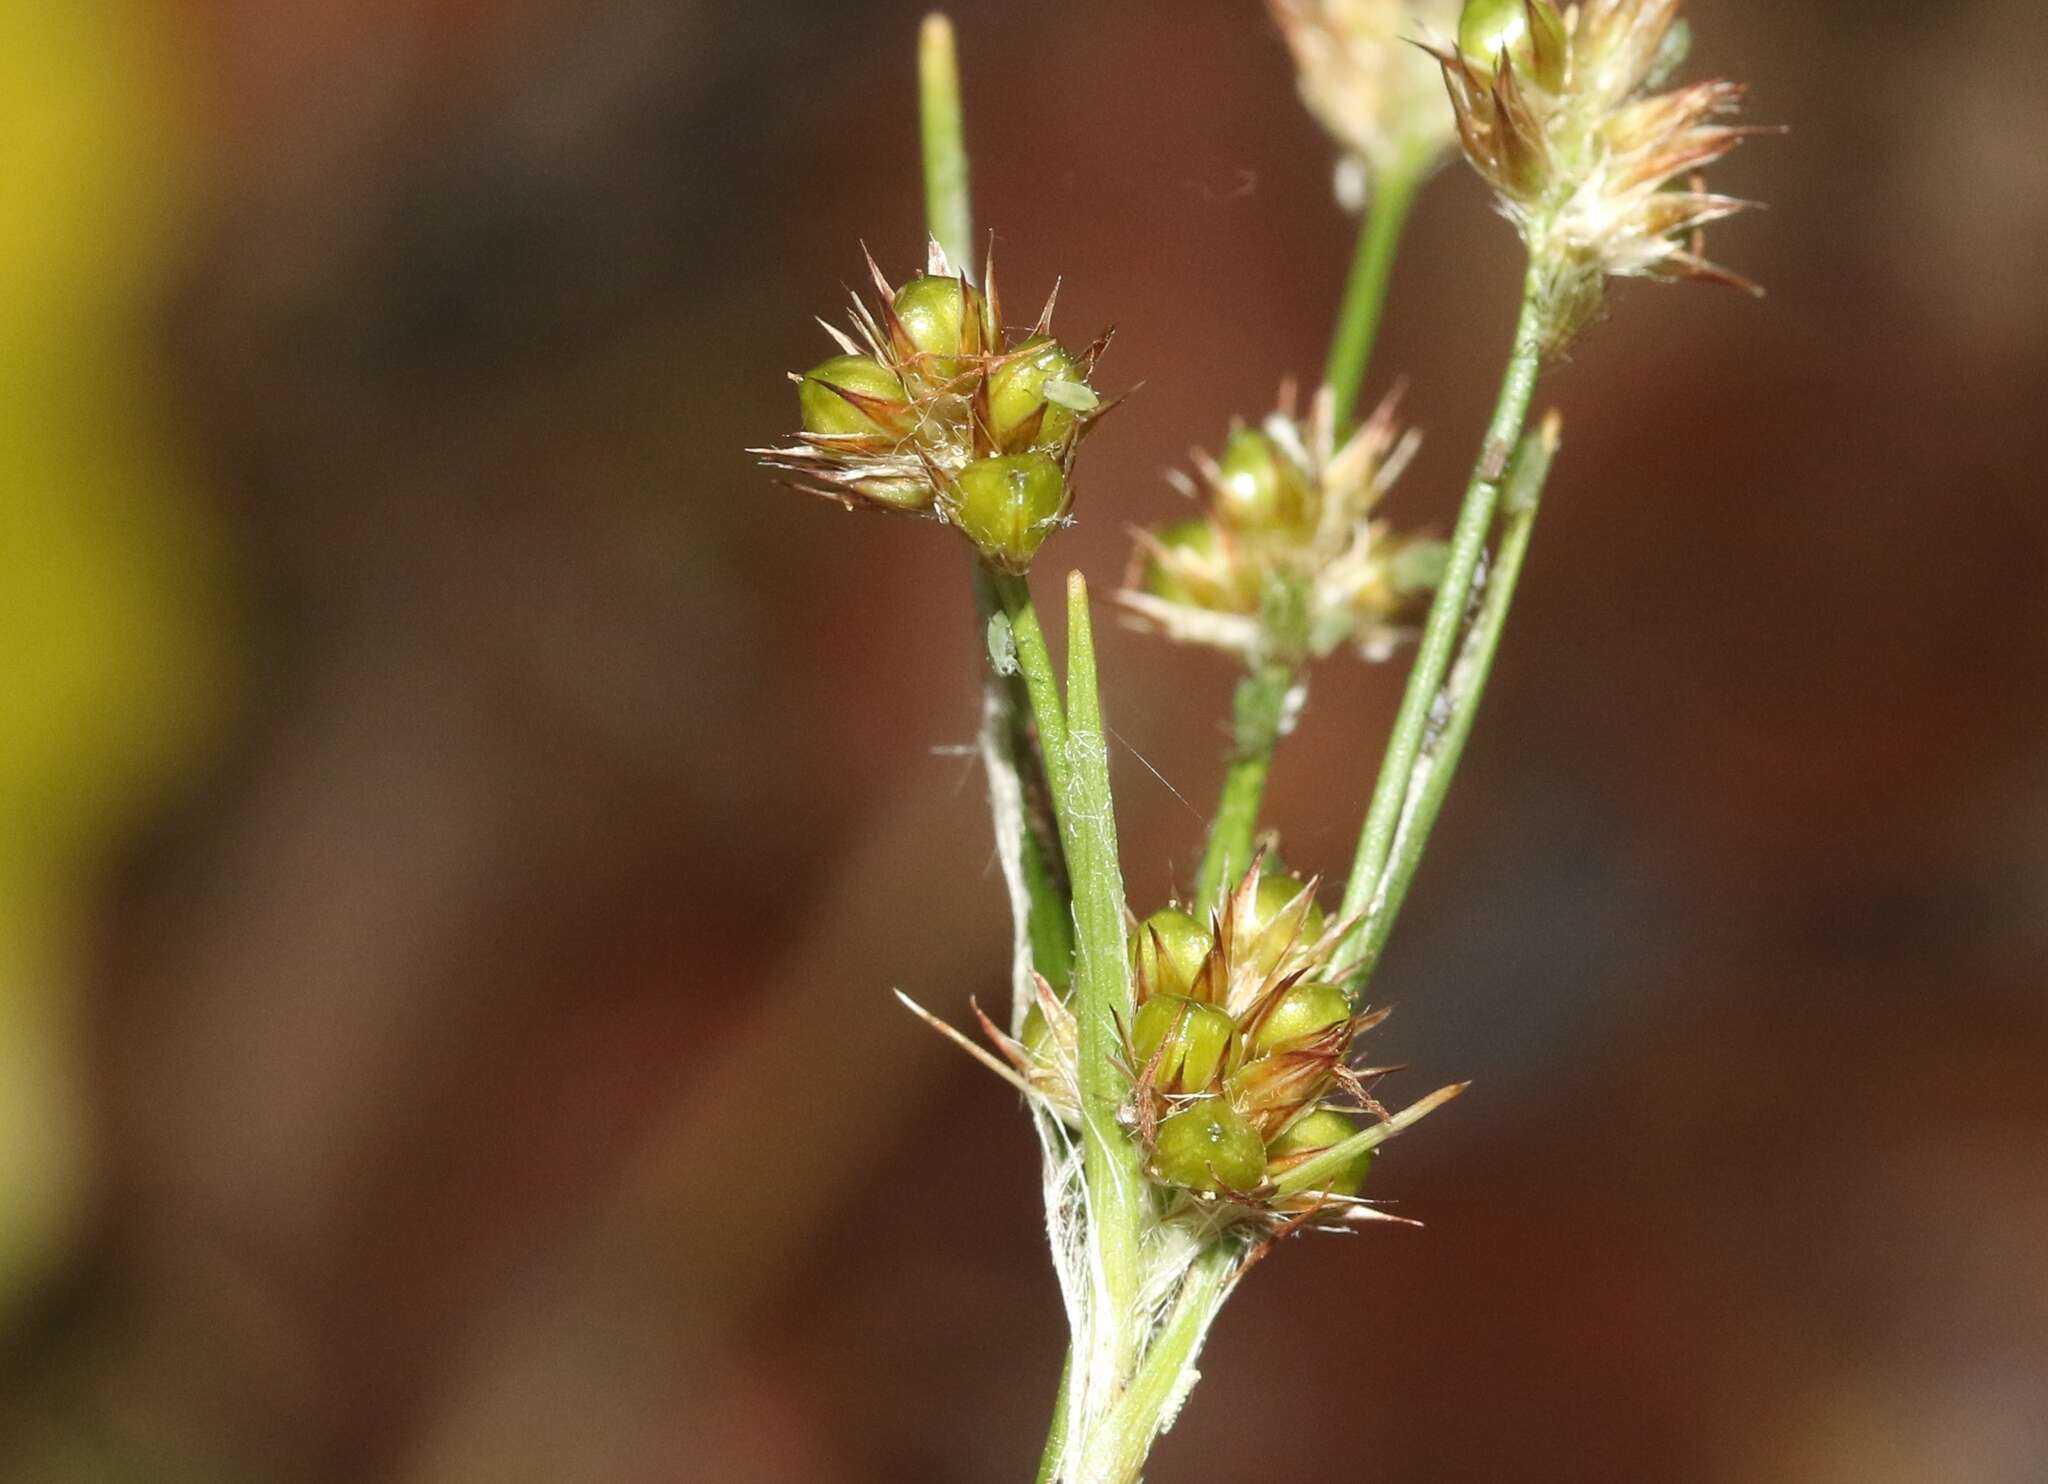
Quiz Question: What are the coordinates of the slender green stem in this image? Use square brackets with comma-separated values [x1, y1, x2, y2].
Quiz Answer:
[918, 13, 974, 270]
[988, 571, 1070, 804]
[1080, 1240, 1237, 1484]
[1033, 1350, 1072, 1484]
[923, 22, 1084, 1468]
[1322, 149, 1428, 430]
[1191, 661, 1295, 915]
[1348, 416, 1559, 978]
[922, 24, 1073, 987]
[1059, 573, 1147, 1378]
[1338, 263, 1546, 981]
[978, 567, 1076, 986]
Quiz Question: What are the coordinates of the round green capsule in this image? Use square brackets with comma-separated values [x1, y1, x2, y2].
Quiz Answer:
[1153, 1096, 1266, 1194]
[1249, 980, 1351, 1056]
[1457, 0, 1567, 89]
[1132, 994, 1237, 1092]
[892, 275, 978, 380]
[799, 354, 909, 438]
[1133, 905, 1211, 998]
[988, 338, 1090, 453]
[1214, 428, 1310, 538]
[1269, 1108, 1375, 1196]
[951, 452, 1067, 572]
[1241, 872, 1326, 978]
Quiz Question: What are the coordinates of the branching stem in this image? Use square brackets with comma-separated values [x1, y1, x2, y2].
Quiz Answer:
[1338, 264, 1548, 983]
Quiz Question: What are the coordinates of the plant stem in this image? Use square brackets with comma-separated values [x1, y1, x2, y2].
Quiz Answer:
[988, 573, 1071, 800]
[1337, 263, 1546, 981]
[1033, 1350, 1072, 1484]
[1080, 1239, 1238, 1484]
[1059, 573, 1147, 1381]
[1191, 661, 1295, 916]
[1323, 148, 1428, 430]
[1348, 415, 1559, 978]
[980, 568, 1077, 987]
[918, 12, 974, 270]
[922, 16, 1075, 992]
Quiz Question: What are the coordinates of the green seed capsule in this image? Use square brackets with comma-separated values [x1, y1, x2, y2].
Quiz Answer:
[1143, 520, 1222, 605]
[892, 275, 978, 380]
[1021, 1002, 1051, 1057]
[1153, 1096, 1266, 1193]
[799, 354, 909, 438]
[1214, 428, 1310, 537]
[1249, 980, 1352, 1056]
[1457, 0, 1567, 89]
[1242, 873, 1326, 979]
[1132, 994, 1238, 1092]
[1133, 905, 1211, 998]
[951, 453, 1067, 572]
[988, 338, 1091, 452]
[1270, 1108, 1375, 1196]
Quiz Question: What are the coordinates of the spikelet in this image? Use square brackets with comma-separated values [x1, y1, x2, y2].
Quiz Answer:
[1424, 0, 1777, 352]
[751, 241, 1116, 569]
[1268, 0, 1464, 207]
[1119, 384, 1443, 666]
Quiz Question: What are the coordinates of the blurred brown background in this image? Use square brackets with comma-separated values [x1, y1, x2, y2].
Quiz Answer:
[2, 0, 2043, 1480]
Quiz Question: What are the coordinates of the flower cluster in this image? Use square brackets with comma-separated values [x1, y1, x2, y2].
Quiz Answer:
[1267, 0, 1463, 207]
[1426, 0, 1771, 351]
[987, 856, 1400, 1229]
[1118, 385, 1443, 665]
[752, 242, 1110, 571]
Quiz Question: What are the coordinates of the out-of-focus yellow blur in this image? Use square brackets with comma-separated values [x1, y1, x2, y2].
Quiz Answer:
[0, 0, 237, 1317]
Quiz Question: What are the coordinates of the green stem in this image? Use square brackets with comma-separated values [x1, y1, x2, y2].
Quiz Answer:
[923, 22, 1083, 1469]
[922, 19, 1074, 990]
[1322, 149, 1427, 431]
[988, 572, 1071, 803]
[1059, 573, 1147, 1378]
[1033, 1350, 1072, 1484]
[1081, 1240, 1237, 1484]
[1191, 661, 1295, 916]
[1348, 416, 1558, 978]
[978, 567, 1076, 987]
[1337, 263, 1546, 981]
[918, 12, 974, 270]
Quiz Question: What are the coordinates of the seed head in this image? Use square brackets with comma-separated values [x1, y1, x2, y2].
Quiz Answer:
[932, 849, 1461, 1237]
[753, 240, 1114, 568]
[1119, 384, 1443, 666]
[1268, 0, 1464, 207]
[1425, 0, 1776, 352]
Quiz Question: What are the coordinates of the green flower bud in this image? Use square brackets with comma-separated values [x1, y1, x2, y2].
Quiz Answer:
[1143, 520, 1221, 605]
[1249, 980, 1351, 1057]
[892, 274, 979, 380]
[799, 355, 909, 439]
[1457, 0, 1567, 90]
[1133, 905, 1211, 998]
[988, 338, 1092, 453]
[1243, 872, 1326, 979]
[1153, 1096, 1265, 1194]
[1132, 994, 1238, 1092]
[951, 452, 1067, 572]
[1021, 1002, 1051, 1057]
[1215, 428, 1310, 537]
[1270, 1108, 1375, 1197]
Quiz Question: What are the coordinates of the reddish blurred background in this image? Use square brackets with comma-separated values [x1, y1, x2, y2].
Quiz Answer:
[2, 1, 2044, 1480]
